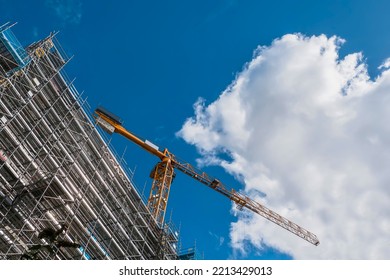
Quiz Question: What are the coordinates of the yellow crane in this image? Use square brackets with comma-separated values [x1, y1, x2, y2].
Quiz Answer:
[94, 107, 320, 246]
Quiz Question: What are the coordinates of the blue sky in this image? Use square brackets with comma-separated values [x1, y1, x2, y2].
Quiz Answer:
[2, 0, 390, 259]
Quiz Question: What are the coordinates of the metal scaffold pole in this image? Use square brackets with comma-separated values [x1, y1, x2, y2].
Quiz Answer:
[0, 24, 178, 260]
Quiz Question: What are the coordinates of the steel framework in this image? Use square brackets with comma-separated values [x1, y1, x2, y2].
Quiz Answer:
[147, 159, 174, 227]
[0, 24, 178, 260]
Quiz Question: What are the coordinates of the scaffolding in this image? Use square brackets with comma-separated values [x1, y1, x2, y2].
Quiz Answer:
[0, 24, 178, 260]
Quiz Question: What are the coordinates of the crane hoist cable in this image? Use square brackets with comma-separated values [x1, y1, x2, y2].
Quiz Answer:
[94, 107, 320, 246]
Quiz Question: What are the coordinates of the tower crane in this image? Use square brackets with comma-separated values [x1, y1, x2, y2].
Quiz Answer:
[94, 107, 320, 246]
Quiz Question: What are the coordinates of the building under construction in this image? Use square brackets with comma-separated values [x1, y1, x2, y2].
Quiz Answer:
[0, 23, 179, 260]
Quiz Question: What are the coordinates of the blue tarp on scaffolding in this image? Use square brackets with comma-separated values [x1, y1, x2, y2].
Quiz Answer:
[0, 23, 30, 74]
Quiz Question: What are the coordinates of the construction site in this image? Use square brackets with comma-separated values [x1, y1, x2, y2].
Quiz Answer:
[0, 23, 319, 260]
[0, 23, 181, 260]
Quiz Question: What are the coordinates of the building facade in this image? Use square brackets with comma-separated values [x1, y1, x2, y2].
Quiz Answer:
[0, 23, 178, 260]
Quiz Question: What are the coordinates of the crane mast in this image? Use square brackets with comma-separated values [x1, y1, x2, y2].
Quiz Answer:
[94, 107, 320, 246]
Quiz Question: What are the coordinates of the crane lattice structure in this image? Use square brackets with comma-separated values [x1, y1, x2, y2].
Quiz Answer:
[95, 107, 320, 246]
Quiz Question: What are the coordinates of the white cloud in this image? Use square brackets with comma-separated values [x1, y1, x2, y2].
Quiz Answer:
[178, 34, 390, 259]
[45, 0, 83, 26]
[379, 57, 390, 70]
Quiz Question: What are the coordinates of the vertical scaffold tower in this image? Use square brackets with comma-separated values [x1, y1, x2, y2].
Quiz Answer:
[0, 23, 178, 260]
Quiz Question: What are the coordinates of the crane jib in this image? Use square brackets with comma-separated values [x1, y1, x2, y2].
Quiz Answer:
[173, 159, 320, 246]
[94, 107, 320, 246]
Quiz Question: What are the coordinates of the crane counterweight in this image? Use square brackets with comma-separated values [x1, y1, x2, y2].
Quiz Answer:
[96, 106, 123, 125]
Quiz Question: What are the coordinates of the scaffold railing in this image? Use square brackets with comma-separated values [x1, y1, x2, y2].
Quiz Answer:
[1, 25, 178, 260]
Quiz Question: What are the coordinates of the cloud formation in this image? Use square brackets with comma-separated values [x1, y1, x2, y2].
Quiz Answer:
[178, 34, 390, 259]
[45, 0, 82, 26]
